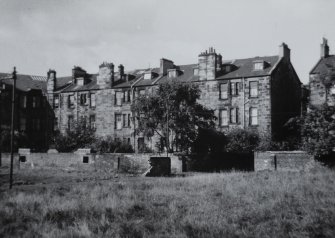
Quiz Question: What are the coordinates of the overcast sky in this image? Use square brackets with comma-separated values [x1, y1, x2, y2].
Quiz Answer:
[0, 0, 334, 83]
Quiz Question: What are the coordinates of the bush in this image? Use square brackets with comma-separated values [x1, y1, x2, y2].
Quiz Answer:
[53, 119, 96, 152]
[0, 126, 29, 152]
[225, 128, 259, 153]
[92, 136, 134, 153]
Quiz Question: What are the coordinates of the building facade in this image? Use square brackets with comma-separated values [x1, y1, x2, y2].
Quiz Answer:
[0, 43, 303, 152]
[0, 73, 52, 151]
[45, 42, 302, 152]
[309, 38, 335, 107]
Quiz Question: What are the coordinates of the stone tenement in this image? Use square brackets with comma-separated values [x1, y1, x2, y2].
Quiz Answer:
[46, 42, 302, 152]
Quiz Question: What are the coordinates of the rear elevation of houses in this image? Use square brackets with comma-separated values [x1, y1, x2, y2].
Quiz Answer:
[309, 38, 335, 107]
[46, 42, 302, 152]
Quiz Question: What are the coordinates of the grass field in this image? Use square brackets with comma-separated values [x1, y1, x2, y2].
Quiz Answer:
[0, 166, 335, 237]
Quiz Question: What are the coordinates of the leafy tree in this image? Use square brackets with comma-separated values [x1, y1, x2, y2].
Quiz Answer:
[131, 80, 216, 153]
[53, 119, 96, 152]
[0, 126, 29, 152]
[301, 104, 335, 158]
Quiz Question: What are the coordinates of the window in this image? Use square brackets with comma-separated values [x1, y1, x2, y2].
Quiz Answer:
[123, 114, 127, 127]
[68, 95, 75, 108]
[128, 114, 131, 127]
[168, 70, 177, 78]
[230, 82, 240, 96]
[20, 117, 26, 131]
[80, 93, 87, 105]
[89, 115, 96, 129]
[193, 68, 199, 76]
[250, 108, 258, 126]
[250, 81, 258, 97]
[144, 72, 152, 80]
[90, 93, 96, 107]
[32, 96, 40, 108]
[68, 115, 74, 129]
[54, 117, 58, 130]
[220, 83, 228, 99]
[77, 78, 84, 86]
[115, 92, 123, 106]
[230, 108, 239, 124]
[115, 114, 122, 129]
[254, 62, 264, 70]
[123, 90, 131, 102]
[220, 109, 228, 126]
[83, 156, 89, 163]
[54, 95, 59, 108]
[20, 95, 27, 109]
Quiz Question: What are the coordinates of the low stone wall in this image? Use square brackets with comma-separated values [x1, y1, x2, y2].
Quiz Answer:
[14, 149, 183, 175]
[254, 151, 314, 171]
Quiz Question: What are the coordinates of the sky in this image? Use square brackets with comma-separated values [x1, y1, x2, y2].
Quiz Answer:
[0, 0, 334, 84]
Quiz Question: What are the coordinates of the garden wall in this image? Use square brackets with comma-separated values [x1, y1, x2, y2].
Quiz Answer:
[14, 149, 182, 175]
[254, 151, 314, 171]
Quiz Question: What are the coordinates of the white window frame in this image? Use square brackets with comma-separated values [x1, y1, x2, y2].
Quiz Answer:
[250, 81, 258, 98]
[220, 109, 228, 126]
[250, 107, 258, 126]
[220, 83, 228, 99]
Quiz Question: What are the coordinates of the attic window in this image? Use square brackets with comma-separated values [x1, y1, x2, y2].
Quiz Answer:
[144, 72, 152, 80]
[168, 69, 177, 78]
[253, 61, 265, 70]
[193, 68, 199, 76]
[77, 77, 84, 86]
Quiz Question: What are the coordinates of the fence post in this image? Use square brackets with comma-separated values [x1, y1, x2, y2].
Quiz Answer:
[274, 154, 277, 171]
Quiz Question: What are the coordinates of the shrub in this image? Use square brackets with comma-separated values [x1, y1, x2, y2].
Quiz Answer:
[53, 119, 96, 152]
[225, 128, 259, 153]
[92, 136, 134, 153]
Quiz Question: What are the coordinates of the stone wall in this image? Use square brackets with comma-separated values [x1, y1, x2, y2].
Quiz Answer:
[254, 151, 314, 171]
[15, 150, 182, 175]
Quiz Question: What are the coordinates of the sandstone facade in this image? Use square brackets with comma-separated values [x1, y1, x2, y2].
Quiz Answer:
[46, 43, 302, 152]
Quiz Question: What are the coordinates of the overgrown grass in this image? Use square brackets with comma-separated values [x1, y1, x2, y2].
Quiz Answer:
[1, 167, 335, 237]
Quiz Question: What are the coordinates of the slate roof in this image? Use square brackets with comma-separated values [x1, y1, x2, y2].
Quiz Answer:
[0, 55, 283, 94]
[310, 55, 335, 74]
[60, 74, 100, 92]
[217, 56, 280, 79]
[0, 73, 47, 93]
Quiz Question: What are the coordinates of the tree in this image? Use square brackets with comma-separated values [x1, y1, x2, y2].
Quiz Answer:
[225, 128, 259, 153]
[131, 80, 216, 153]
[301, 104, 335, 158]
[53, 119, 96, 152]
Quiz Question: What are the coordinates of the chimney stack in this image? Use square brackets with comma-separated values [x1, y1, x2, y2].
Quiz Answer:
[279, 42, 290, 61]
[97, 62, 114, 88]
[118, 64, 124, 77]
[320, 37, 330, 58]
[160, 58, 174, 75]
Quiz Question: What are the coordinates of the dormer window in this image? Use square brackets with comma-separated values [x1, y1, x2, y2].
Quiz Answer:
[144, 72, 153, 80]
[193, 68, 199, 76]
[77, 77, 84, 86]
[168, 69, 180, 78]
[253, 61, 267, 71]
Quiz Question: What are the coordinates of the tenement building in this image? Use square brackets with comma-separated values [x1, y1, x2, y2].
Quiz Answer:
[0, 73, 52, 151]
[1, 42, 303, 152]
[45, 42, 302, 152]
[309, 38, 335, 107]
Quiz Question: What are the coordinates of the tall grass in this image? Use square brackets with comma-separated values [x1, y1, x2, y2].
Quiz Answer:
[1, 168, 335, 237]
